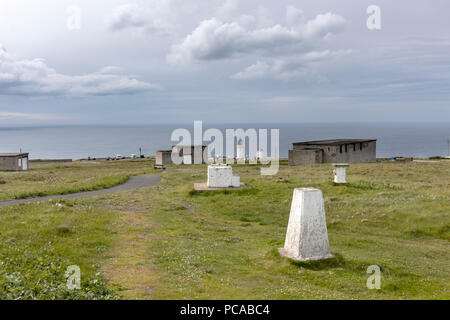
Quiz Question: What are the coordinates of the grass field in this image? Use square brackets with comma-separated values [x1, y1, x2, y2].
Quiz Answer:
[0, 159, 449, 299]
[0, 160, 155, 200]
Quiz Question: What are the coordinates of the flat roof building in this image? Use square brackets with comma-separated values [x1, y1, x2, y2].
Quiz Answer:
[172, 145, 208, 165]
[0, 153, 29, 171]
[155, 150, 173, 167]
[289, 139, 376, 165]
[155, 146, 209, 166]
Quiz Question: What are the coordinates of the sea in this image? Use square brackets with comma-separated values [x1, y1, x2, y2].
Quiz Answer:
[0, 122, 449, 160]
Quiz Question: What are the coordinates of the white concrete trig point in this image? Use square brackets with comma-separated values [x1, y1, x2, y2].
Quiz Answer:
[332, 163, 349, 184]
[278, 188, 334, 261]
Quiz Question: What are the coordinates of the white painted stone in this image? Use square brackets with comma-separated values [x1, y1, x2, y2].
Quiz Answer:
[231, 175, 240, 188]
[208, 165, 232, 188]
[332, 163, 349, 184]
[279, 188, 334, 261]
[207, 164, 241, 188]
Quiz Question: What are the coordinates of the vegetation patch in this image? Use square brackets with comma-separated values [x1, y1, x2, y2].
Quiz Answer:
[1, 160, 449, 299]
[0, 201, 119, 299]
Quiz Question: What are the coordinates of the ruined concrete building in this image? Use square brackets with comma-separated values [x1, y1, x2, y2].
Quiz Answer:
[288, 139, 376, 165]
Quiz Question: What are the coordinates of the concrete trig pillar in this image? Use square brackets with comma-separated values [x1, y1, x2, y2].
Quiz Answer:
[279, 188, 334, 261]
[332, 163, 349, 184]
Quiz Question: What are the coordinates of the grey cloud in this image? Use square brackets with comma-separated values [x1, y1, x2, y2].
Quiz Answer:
[216, 0, 238, 19]
[167, 9, 347, 65]
[106, 3, 175, 36]
[286, 6, 304, 26]
[0, 45, 161, 96]
[232, 49, 352, 80]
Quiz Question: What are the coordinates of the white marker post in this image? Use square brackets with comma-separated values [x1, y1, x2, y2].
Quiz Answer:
[332, 163, 349, 184]
[207, 164, 240, 188]
[279, 188, 334, 261]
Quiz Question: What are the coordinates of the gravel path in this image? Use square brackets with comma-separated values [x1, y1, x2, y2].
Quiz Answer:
[0, 174, 161, 207]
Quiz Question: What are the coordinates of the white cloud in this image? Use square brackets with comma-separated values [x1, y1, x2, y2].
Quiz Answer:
[304, 12, 346, 39]
[231, 61, 271, 80]
[0, 44, 161, 96]
[216, 0, 238, 19]
[167, 9, 346, 65]
[232, 49, 352, 80]
[106, 3, 175, 36]
[286, 6, 304, 26]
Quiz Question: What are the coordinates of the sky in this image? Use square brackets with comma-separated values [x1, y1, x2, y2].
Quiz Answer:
[0, 0, 449, 125]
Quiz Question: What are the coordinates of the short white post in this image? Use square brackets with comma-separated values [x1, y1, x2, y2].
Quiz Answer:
[207, 164, 241, 188]
[279, 188, 334, 261]
[332, 163, 349, 184]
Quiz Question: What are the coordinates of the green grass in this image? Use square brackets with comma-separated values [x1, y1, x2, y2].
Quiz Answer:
[0, 160, 449, 299]
[0, 199, 118, 299]
[114, 162, 449, 299]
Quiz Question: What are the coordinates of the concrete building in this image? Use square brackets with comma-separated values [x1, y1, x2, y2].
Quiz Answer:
[172, 145, 208, 165]
[0, 153, 29, 171]
[156, 145, 209, 166]
[288, 139, 376, 165]
[155, 150, 173, 166]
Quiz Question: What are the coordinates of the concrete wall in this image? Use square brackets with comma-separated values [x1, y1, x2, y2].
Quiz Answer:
[309, 145, 338, 163]
[0, 157, 18, 170]
[288, 149, 323, 165]
[172, 146, 208, 164]
[30, 159, 72, 163]
[155, 151, 173, 166]
[289, 141, 376, 165]
[335, 141, 376, 163]
[0, 156, 28, 171]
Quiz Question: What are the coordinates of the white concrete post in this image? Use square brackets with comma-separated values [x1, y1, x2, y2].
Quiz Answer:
[332, 163, 349, 184]
[207, 164, 241, 188]
[279, 188, 334, 261]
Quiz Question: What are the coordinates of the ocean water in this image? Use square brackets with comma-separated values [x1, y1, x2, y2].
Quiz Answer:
[0, 123, 449, 160]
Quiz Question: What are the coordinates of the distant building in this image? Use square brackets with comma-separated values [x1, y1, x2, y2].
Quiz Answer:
[288, 139, 376, 165]
[172, 145, 208, 164]
[0, 153, 29, 171]
[155, 150, 173, 166]
[156, 146, 208, 166]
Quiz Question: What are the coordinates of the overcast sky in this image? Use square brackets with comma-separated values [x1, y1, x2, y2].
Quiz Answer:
[0, 0, 449, 125]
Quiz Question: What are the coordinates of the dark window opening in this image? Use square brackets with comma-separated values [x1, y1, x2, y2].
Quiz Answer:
[360, 143, 363, 150]
[340, 145, 342, 153]
[345, 144, 348, 152]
